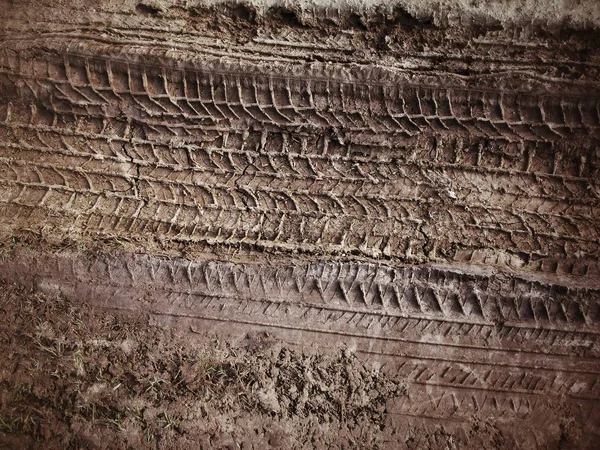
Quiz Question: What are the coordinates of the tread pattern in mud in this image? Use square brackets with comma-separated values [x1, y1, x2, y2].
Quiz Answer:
[1, 249, 599, 445]
[1, 11, 599, 447]
[0, 42, 599, 277]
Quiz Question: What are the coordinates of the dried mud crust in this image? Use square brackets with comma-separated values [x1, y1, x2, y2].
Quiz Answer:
[0, 2, 600, 449]
[0, 280, 591, 449]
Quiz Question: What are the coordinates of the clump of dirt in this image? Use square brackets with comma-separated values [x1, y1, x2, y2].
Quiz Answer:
[0, 281, 406, 449]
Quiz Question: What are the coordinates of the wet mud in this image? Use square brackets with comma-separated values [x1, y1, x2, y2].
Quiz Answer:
[0, 1, 599, 448]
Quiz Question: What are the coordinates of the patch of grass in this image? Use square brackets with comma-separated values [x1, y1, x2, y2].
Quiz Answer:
[107, 418, 125, 432]
[0, 416, 20, 433]
[160, 412, 177, 430]
[145, 376, 165, 393]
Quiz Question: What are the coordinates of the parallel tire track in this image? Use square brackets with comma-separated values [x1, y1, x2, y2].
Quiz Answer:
[0, 21, 599, 448]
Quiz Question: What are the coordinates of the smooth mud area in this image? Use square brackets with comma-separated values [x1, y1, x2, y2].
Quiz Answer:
[0, 0, 599, 448]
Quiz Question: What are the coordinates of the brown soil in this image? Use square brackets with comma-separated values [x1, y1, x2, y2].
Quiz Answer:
[0, 0, 599, 448]
[0, 281, 582, 449]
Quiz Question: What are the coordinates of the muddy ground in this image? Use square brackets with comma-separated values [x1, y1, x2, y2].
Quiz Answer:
[0, 241, 594, 449]
[0, 280, 516, 450]
[0, 0, 599, 448]
[0, 279, 402, 450]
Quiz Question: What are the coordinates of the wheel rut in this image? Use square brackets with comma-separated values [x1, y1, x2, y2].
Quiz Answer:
[0, 2, 599, 448]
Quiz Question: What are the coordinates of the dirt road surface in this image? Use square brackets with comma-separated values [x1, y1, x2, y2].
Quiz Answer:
[0, 1, 599, 448]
